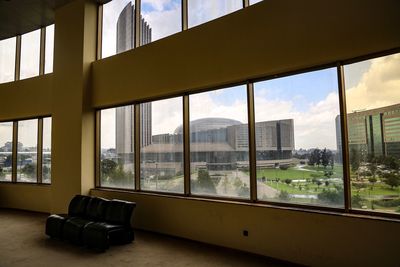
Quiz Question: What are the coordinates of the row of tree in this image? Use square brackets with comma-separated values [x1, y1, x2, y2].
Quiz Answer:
[308, 148, 335, 169]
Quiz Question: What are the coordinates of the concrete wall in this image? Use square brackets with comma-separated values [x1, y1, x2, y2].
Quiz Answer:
[91, 189, 400, 267]
[0, 0, 399, 266]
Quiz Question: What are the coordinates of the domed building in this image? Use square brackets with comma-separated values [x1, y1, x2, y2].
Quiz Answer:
[139, 117, 294, 173]
[174, 118, 242, 134]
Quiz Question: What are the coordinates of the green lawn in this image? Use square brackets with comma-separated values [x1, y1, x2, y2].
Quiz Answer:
[257, 165, 343, 180]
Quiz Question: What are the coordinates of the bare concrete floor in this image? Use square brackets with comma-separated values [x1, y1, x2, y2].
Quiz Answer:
[0, 209, 297, 267]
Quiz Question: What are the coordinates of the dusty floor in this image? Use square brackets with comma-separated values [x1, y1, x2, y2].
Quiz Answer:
[0, 209, 298, 267]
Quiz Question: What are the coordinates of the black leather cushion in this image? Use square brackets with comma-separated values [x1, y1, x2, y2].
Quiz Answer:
[104, 200, 136, 226]
[62, 217, 93, 244]
[85, 197, 109, 221]
[45, 214, 68, 239]
[68, 195, 90, 217]
[83, 222, 134, 250]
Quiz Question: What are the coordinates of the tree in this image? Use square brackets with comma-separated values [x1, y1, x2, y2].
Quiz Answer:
[383, 173, 400, 189]
[321, 148, 332, 169]
[369, 161, 377, 179]
[22, 164, 35, 176]
[351, 194, 364, 208]
[101, 159, 117, 176]
[384, 156, 400, 170]
[349, 148, 360, 173]
[194, 169, 216, 194]
[278, 190, 289, 201]
[109, 164, 133, 186]
[308, 149, 321, 167]
[318, 187, 344, 205]
[368, 177, 377, 190]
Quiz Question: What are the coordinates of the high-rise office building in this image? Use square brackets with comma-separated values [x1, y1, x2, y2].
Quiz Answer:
[116, 2, 152, 156]
[336, 104, 400, 159]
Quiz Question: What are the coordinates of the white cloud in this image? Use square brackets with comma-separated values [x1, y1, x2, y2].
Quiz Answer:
[190, 89, 249, 123]
[346, 54, 400, 112]
[142, 2, 181, 42]
[188, 0, 242, 28]
[152, 97, 182, 135]
[255, 88, 340, 150]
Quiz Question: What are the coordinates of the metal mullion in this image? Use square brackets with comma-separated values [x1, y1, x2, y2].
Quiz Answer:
[39, 28, 46, 75]
[135, 0, 141, 48]
[247, 83, 257, 202]
[337, 64, 351, 212]
[95, 111, 101, 187]
[183, 95, 190, 196]
[15, 35, 21, 81]
[37, 118, 43, 183]
[134, 104, 141, 190]
[97, 4, 103, 60]
[182, 0, 188, 31]
[243, 0, 249, 8]
[12, 122, 18, 182]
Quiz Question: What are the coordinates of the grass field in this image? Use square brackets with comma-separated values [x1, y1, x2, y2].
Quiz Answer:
[256, 165, 343, 180]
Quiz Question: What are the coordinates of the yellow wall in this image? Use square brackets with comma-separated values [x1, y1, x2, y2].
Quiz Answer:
[91, 189, 399, 267]
[0, 74, 52, 120]
[92, 0, 400, 107]
[0, 0, 399, 266]
[0, 184, 50, 213]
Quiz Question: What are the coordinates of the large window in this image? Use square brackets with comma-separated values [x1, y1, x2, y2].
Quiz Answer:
[189, 85, 250, 198]
[141, 0, 181, 43]
[140, 98, 184, 193]
[0, 37, 16, 83]
[100, 106, 135, 189]
[101, 0, 251, 57]
[0, 25, 54, 84]
[188, 0, 243, 28]
[254, 68, 344, 207]
[17, 119, 38, 183]
[96, 51, 400, 218]
[344, 53, 400, 214]
[0, 117, 51, 184]
[42, 117, 52, 183]
[20, 29, 41, 80]
[0, 122, 13, 182]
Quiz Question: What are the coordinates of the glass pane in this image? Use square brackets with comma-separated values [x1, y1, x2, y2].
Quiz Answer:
[101, 106, 135, 189]
[345, 53, 400, 214]
[0, 37, 16, 83]
[141, 0, 181, 44]
[17, 119, 38, 183]
[140, 98, 183, 193]
[45, 25, 55, 74]
[254, 68, 344, 207]
[0, 122, 13, 182]
[102, 0, 135, 58]
[189, 85, 250, 198]
[42, 117, 52, 183]
[20, 29, 41, 79]
[188, 0, 243, 28]
[249, 0, 263, 5]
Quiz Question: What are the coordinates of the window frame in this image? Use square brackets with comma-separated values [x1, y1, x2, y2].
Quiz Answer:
[0, 116, 52, 185]
[95, 47, 400, 219]
[0, 24, 54, 84]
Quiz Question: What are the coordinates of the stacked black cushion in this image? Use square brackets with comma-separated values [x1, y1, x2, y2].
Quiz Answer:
[83, 200, 135, 250]
[45, 195, 136, 250]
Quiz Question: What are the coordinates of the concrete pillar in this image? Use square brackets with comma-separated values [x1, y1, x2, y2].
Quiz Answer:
[51, 0, 97, 213]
